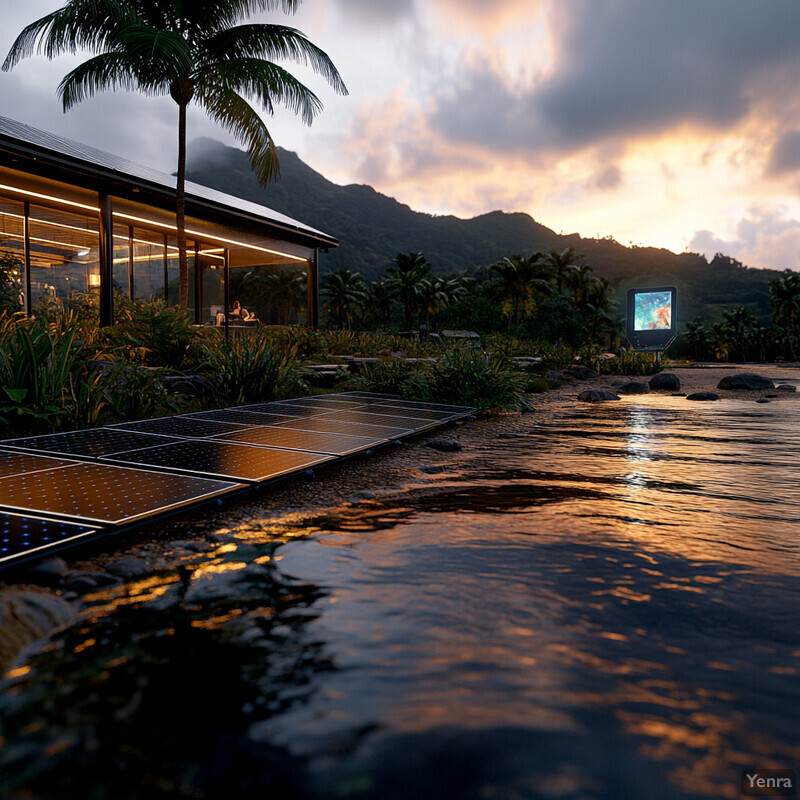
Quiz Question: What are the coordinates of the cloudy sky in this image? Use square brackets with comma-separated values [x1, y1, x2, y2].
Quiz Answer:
[2, 0, 800, 270]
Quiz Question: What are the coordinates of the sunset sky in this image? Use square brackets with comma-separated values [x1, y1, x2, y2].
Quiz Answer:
[2, 0, 800, 271]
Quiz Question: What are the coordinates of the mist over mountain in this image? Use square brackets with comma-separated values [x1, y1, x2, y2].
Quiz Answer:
[186, 139, 786, 322]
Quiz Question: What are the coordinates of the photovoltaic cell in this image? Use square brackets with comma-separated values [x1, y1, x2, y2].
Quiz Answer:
[186, 409, 295, 426]
[0, 511, 97, 564]
[214, 425, 384, 456]
[0, 449, 79, 478]
[0, 462, 242, 525]
[278, 397, 369, 410]
[334, 404, 455, 421]
[1, 428, 182, 459]
[109, 416, 254, 438]
[274, 416, 412, 439]
[101, 439, 333, 483]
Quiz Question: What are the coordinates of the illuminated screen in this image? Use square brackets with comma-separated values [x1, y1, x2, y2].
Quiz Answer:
[633, 291, 672, 331]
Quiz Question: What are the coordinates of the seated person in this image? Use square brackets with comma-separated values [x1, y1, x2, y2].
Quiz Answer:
[229, 299, 256, 322]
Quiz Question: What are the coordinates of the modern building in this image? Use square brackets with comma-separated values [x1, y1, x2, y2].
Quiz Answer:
[0, 115, 337, 327]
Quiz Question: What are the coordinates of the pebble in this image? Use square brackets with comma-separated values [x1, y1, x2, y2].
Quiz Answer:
[686, 392, 720, 401]
[777, 384, 797, 392]
[348, 490, 376, 503]
[105, 557, 150, 580]
[423, 438, 463, 452]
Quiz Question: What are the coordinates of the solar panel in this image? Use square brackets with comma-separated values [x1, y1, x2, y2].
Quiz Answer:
[339, 391, 400, 399]
[101, 439, 333, 483]
[0, 462, 242, 525]
[274, 416, 413, 439]
[362, 398, 475, 412]
[237, 402, 325, 417]
[338, 404, 455, 421]
[214, 425, 384, 456]
[0, 449, 78, 478]
[316, 410, 436, 430]
[109, 416, 253, 438]
[1, 428, 182, 459]
[0, 511, 97, 564]
[185, 409, 295, 426]
[277, 397, 368, 410]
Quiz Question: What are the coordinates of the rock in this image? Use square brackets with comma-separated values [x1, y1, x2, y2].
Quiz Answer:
[64, 575, 99, 592]
[617, 382, 650, 395]
[716, 373, 775, 390]
[105, 557, 150, 580]
[756, 398, 770, 403]
[686, 392, 720, 401]
[161, 374, 214, 397]
[544, 370, 570, 381]
[567, 365, 597, 380]
[777, 384, 797, 392]
[418, 465, 448, 474]
[577, 390, 621, 402]
[82, 571, 123, 587]
[348, 490, 376, 503]
[423, 438, 463, 452]
[649, 373, 681, 391]
[27, 558, 69, 586]
[0, 591, 76, 669]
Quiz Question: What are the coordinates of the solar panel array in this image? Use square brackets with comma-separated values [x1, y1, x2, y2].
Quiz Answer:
[0, 392, 473, 565]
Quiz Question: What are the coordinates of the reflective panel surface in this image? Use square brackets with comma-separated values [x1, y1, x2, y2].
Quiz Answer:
[274, 416, 413, 439]
[187, 409, 297, 426]
[316, 410, 429, 430]
[214, 425, 384, 456]
[1, 428, 181, 459]
[0, 462, 241, 524]
[101, 439, 333, 483]
[110, 417, 253, 438]
[0, 449, 78, 478]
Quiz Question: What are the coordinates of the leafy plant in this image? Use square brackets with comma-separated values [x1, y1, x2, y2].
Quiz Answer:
[103, 364, 181, 422]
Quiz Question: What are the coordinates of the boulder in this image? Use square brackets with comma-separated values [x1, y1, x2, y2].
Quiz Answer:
[105, 557, 150, 580]
[686, 392, 720, 401]
[617, 382, 650, 395]
[649, 373, 681, 391]
[0, 591, 75, 669]
[577, 390, 620, 402]
[716, 373, 774, 390]
[544, 370, 570, 381]
[423, 438, 463, 452]
[777, 384, 797, 392]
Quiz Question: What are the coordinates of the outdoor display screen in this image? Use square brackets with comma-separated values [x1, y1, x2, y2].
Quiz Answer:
[626, 285, 677, 351]
[633, 291, 673, 331]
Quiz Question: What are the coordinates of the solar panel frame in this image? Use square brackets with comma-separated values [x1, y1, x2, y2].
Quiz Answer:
[0, 511, 98, 565]
[314, 410, 440, 431]
[212, 425, 385, 456]
[236, 402, 326, 417]
[1, 428, 184, 459]
[0, 462, 243, 525]
[100, 439, 333, 484]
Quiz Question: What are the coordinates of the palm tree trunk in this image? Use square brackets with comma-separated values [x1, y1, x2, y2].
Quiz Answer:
[176, 98, 189, 312]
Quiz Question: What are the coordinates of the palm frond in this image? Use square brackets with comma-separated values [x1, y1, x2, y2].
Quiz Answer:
[200, 24, 347, 96]
[3, 0, 135, 70]
[198, 58, 323, 124]
[58, 51, 169, 108]
[195, 84, 280, 183]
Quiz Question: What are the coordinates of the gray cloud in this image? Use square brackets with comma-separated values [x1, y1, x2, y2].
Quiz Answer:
[592, 166, 622, 191]
[431, 0, 800, 156]
[768, 130, 800, 174]
[331, 0, 415, 26]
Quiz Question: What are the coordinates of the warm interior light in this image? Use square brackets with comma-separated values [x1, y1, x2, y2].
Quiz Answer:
[113, 212, 308, 262]
[0, 183, 97, 212]
[88, 273, 101, 287]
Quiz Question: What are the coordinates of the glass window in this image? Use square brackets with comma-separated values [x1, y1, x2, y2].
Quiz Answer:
[229, 246, 308, 326]
[0, 197, 25, 312]
[112, 223, 131, 299]
[28, 204, 100, 315]
[132, 228, 165, 302]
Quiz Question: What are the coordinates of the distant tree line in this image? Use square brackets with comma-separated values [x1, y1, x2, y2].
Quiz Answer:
[321, 247, 625, 348]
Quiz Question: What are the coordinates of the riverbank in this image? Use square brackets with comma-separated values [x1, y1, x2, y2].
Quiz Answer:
[1, 363, 798, 672]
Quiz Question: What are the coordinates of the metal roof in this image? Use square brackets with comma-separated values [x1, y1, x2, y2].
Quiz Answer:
[0, 115, 337, 247]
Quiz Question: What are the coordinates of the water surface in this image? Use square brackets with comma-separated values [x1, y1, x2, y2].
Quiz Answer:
[2, 394, 800, 799]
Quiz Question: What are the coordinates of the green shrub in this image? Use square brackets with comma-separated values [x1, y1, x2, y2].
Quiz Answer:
[355, 359, 419, 395]
[103, 365, 180, 422]
[204, 331, 304, 406]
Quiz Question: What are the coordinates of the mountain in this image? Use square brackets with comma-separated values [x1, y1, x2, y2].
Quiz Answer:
[186, 139, 787, 323]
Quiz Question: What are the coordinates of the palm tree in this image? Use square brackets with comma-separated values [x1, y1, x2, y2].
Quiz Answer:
[769, 271, 800, 360]
[490, 255, 528, 329]
[321, 269, 367, 330]
[721, 305, 757, 363]
[416, 276, 466, 330]
[3, 0, 347, 311]
[684, 319, 709, 361]
[386, 252, 430, 330]
[367, 279, 396, 328]
[540, 247, 584, 295]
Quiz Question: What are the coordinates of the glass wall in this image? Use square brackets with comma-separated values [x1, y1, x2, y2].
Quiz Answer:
[166, 236, 195, 321]
[0, 198, 25, 312]
[28, 204, 100, 317]
[228, 246, 308, 327]
[112, 223, 131, 298]
[132, 227, 165, 302]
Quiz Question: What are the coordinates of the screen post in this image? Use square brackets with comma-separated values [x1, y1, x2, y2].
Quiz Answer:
[626, 286, 677, 352]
